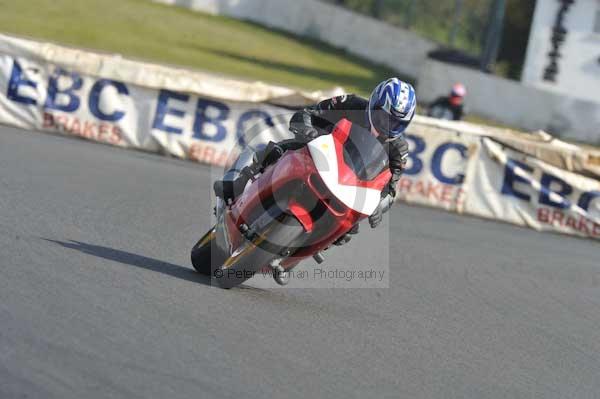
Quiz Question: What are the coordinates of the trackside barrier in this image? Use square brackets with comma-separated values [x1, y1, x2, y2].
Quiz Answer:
[0, 34, 599, 240]
[397, 120, 600, 240]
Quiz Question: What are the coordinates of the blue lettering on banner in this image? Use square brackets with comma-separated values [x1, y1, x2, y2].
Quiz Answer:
[7, 60, 38, 105]
[44, 68, 83, 112]
[501, 159, 533, 201]
[193, 99, 229, 142]
[501, 159, 600, 213]
[578, 191, 600, 212]
[89, 79, 129, 121]
[403, 136, 467, 184]
[539, 173, 572, 209]
[152, 90, 189, 134]
[404, 134, 426, 175]
[431, 142, 467, 185]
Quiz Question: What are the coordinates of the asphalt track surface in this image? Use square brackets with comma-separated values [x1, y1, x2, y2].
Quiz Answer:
[1, 125, 600, 399]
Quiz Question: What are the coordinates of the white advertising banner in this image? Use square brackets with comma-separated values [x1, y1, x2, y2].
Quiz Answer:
[0, 34, 599, 240]
[396, 129, 479, 213]
[466, 138, 600, 239]
[0, 53, 295, 168]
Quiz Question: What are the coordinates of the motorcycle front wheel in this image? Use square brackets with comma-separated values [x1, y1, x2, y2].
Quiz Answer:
[213, 216, 305, 289]
[190, 228, 226, 276]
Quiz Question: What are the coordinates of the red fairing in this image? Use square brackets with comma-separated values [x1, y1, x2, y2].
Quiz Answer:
[223, 118, 390, 270]
[288, 201, 313, 233]
[225, 148, 317, 254]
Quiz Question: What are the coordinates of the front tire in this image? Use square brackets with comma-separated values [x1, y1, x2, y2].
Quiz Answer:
[191, 228, 225, 276]
[214, 216, 305, 289]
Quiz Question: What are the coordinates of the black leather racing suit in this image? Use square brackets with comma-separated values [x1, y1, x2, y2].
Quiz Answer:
[427, 96, 465, 121]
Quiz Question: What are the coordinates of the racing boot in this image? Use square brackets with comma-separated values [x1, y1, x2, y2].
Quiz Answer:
[333, 224, 359, 246]
[213, 165, 258, 204]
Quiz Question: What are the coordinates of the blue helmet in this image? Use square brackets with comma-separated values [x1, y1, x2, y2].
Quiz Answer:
[367, 78, 417, 139]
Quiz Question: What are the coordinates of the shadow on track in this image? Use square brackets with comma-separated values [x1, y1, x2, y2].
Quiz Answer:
[44, 239, 214, 287]
[43, 239, 333, 309]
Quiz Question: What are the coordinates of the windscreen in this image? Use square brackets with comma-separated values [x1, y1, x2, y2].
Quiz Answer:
[342, 125, 389, 181]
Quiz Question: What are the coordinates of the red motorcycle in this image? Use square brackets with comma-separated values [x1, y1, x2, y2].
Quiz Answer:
[191, 118, 392, 288]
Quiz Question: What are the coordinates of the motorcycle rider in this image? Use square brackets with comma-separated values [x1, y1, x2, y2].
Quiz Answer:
[214, 78, 417, 244]
[427, 83, 466, 121]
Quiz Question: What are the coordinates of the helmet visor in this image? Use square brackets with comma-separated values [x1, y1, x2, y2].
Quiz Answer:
[370, 107, 406, 138]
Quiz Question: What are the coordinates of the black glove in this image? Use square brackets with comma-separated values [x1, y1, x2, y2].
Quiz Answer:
[386, 182, 397, 199]
[369, 193, 395, 228]
[368, 204, 383, 228]
[290, 111, 319, 142]
[290, 124, 319, 142]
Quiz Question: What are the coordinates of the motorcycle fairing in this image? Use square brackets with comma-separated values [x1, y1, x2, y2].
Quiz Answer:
[307, 119, 391, 216]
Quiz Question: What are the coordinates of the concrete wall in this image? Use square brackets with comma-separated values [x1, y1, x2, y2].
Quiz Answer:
[418, 59, 600, 144]
[153, 0, 437, 79]
[522, 0, 600, 104]
[155, 0, 600, 144]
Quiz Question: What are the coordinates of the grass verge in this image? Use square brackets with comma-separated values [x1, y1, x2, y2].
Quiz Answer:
[0, 0, 402, 95]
